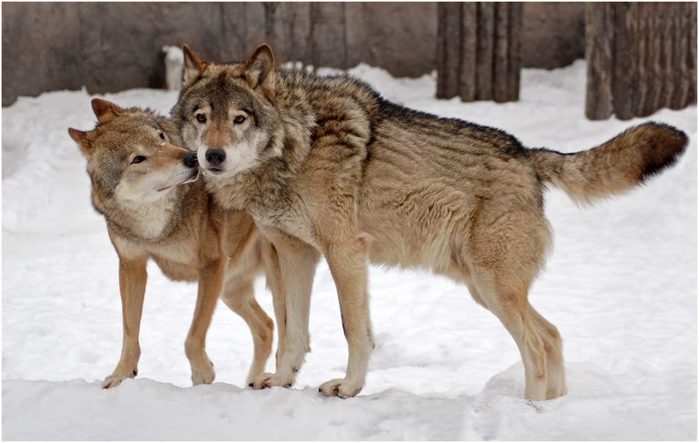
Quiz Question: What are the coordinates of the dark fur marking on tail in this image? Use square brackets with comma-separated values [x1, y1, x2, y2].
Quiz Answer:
[638, 122, 688, 183]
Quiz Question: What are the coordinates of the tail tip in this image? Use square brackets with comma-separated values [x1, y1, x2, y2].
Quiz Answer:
[635, 122, 689, 182]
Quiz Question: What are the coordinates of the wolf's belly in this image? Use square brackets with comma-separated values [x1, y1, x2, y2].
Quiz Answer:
[358, 186, 476, 273]
[151, 256, 199, 282]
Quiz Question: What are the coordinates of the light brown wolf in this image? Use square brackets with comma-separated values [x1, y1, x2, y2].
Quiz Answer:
[173, 44, 688, 400]
[68, 99, 275, 388]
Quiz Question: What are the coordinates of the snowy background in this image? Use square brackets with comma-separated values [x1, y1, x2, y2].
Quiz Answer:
[3, 61, 696, 440]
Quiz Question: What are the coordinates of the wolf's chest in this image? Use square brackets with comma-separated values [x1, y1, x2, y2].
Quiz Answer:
[147, 238, 201, 281]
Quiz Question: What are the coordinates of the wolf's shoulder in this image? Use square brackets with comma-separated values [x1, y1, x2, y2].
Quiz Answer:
[277, 69, 382, 107]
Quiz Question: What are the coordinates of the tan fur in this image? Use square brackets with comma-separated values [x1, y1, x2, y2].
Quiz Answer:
[68, 99, 275, 388]
[174, 45, 688, 400]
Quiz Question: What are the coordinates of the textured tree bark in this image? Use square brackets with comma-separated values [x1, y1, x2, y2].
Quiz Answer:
[585, 2, 697, 120]
[493, 3, 510, 103]
[507, 3, 523, 102]
[436, 2, 522, 102]
[585, 3, 614, 120]
[612, 3, 635, 120]
[459, 3, 478, 102]
[670, 2, 690, 110]
[475, 3, 495, 101]
[689, 3, 698, 105]
[436, 2, 463, 99]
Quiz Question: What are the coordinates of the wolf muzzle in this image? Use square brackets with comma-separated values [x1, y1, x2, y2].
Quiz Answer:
[184, 151, 198, 168]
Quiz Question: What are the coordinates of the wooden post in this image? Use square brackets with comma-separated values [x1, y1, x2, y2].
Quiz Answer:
[436, 2, 463, 99]
[475, 3, 495, 101]
[493, 3, 510, 102]
[459, 3, 478, 102]
[436, 2, 522, 102]
[585, 2, 697, 120]
[585, 3, 614, 120]
[507, 3, 523, 102]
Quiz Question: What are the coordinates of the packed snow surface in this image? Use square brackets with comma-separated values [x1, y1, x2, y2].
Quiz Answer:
[3, 61, 696, 440]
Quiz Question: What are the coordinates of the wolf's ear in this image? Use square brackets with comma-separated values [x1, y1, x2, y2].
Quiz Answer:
[68, 128, 94, 158]
[182, 44, 207, 88]
[91, 98, 123, 123]
[244, 44, 275, 96]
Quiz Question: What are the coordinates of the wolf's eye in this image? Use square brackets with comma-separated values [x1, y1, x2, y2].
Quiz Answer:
[234, 115, 246, 124]
[131, 155, 147, 164]
[158, 131, 166, 140]
[195, 113, 207, 124]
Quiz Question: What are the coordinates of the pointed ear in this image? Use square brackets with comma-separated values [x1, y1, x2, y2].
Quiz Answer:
[91, 98, 123, 123]
[68, 128, 94, 158]
[244, 44, 275, 96]
[182, 44, 207, 88]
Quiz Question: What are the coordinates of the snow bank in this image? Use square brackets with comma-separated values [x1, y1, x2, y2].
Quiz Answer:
[3, 61, 696, 440]
[4, 362, 692, 440]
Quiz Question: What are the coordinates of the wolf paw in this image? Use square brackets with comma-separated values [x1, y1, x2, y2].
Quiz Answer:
[248, 372, 294, 389]
[102, 368, 137, 389]
[191, 359, 215, 385]
[318, 378, 363, 398]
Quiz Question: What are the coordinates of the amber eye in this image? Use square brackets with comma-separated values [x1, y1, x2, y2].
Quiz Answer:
[195, 113, 207, 124]
[234, 115, 246, 124]
[131, 155, 147, 164]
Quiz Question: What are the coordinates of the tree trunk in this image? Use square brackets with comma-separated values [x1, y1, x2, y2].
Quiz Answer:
[459, 3, 478, 102]
[585, 3, 614, 120]
[436, 2, 522, 102]
[586, 2, 697, 120]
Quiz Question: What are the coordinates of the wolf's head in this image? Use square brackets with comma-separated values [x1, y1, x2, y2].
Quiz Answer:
[172, 44, 286, 180]
[68, 99, 199, 212]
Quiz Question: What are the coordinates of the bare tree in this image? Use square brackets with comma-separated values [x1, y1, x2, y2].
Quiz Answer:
[437, 2, 522, 103]
[586, 2, 697, 120]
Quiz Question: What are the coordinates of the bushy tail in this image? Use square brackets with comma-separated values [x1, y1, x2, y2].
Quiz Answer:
[525, 122, 688, 202]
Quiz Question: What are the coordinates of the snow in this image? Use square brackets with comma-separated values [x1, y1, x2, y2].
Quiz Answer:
[2, 60, 696, 440]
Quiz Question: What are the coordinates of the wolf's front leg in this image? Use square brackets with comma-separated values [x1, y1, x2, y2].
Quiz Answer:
[318, 233, 374, 398]
[250, 229, 319, 389]
[185, 259, 225, 385]
[219, 272, 274, 385]
[103, 257, 148, 389]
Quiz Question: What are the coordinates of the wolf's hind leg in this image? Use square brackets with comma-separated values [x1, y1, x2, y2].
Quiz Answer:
[468, 279, 565, 399]
[185, 258, 225, 385]
[529, 304, 567, 398]
[471, 271, 549, 401]
[103, 256, 147, 389]
[220, 275, 274, 385]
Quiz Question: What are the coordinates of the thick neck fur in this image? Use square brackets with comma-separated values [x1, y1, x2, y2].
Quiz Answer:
[94, 180, 192, 243]
[204, 72, 317, 214]
[202, 70, 378, 215]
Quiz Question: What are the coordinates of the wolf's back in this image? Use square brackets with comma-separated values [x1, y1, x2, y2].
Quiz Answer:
[525, 122, 688, 202]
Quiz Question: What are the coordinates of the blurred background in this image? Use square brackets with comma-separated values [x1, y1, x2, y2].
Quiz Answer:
[1, 3, 582, 103]
[4, 2, 695, 120]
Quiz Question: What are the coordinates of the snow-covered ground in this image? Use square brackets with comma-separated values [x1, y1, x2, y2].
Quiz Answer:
[2, 61, 696, 440]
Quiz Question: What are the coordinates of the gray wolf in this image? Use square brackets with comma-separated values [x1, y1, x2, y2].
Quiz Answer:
[68, 99, 275, 388]
[173, 44, 687, 400]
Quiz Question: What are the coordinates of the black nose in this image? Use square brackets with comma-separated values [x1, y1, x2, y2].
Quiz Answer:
[183, 152, 198, 168]
[206, 149, 226, 167]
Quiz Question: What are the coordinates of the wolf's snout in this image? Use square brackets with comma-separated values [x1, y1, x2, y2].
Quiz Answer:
[183, 152, 198, 168]
[206, 149, 226, 167]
